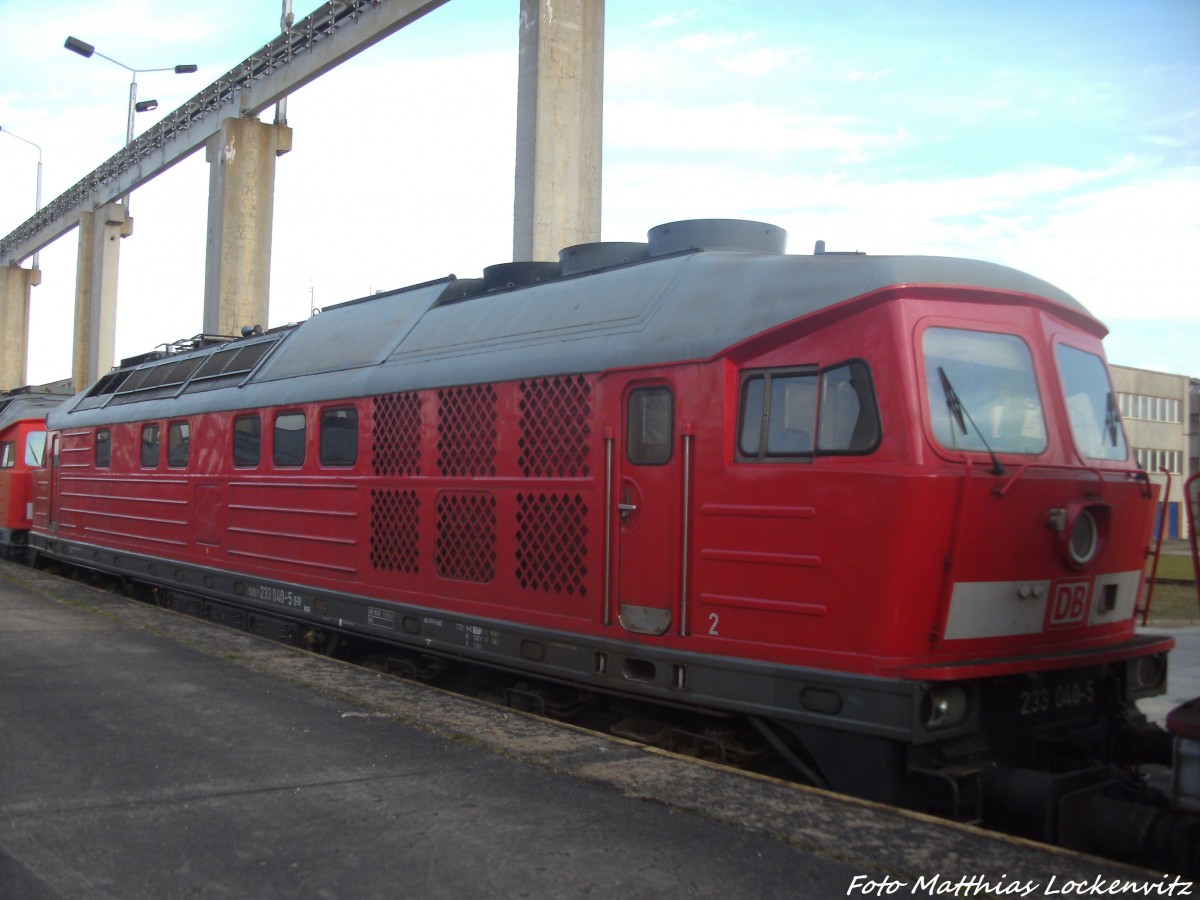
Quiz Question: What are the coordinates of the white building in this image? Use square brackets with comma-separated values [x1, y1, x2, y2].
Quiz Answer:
[1109, 364, 1194, 540]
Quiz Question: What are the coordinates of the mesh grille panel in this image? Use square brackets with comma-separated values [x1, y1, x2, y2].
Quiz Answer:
[435, 492, 497, 583]
[437, 385, 497, 477]
[372, 392, 422, 477]
[369, 489, 420, 573]
[516, 493, 589, 597]
[518, 375, 592, 478]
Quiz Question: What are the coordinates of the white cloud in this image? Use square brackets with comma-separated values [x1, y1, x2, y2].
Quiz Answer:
[674, 31, 746, 52]
[606, 100, 908, 161]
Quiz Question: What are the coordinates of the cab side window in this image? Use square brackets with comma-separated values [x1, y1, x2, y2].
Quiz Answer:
[0, 441, 13, 468]
[738, 361, 880, 461]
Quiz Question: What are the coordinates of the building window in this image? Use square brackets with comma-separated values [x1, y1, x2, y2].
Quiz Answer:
[320, 407, 358, 467]
[233, 415, 261, 468]
[274, 412, 306, 467]
[141, 424, 160, 468]
[167, 421, 190, 468]
[96, 429, 111, 468]
[1117, 392, 1183, 424]
[1135, 447, 1183, 476]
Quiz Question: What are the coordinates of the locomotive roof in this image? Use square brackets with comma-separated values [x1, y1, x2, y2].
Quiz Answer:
[50, 219, 1097, 428]
[0, 388, 72, 433]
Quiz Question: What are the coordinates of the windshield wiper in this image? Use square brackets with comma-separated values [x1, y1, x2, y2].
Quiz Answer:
[1104, 391, 1121, 448]
[938, 366, 1005, 476]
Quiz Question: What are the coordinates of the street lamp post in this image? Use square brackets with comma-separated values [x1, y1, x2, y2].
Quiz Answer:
[0, 125, 43, 269]
[63, 36, 197, 208]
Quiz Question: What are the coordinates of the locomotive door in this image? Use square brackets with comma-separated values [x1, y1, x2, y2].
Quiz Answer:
[612, 383, 682, 636]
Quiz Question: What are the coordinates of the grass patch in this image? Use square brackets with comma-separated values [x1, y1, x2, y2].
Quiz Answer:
[1150, 554, 1196, 582]
[1144, 582, 1199, 624]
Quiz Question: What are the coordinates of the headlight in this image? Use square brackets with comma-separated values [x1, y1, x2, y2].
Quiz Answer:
[1068, 508, 1100, 567]
[921, 685, 969, 731]
[1127, 653, 1168, 698]
[1048, 499, 1109, 570]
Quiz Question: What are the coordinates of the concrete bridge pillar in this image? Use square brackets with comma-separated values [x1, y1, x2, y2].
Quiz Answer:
[513, 0, 604, 262]
[203, 117, 293, 338]
[0, 264, 41, 390]
[73, 203, 132, 391]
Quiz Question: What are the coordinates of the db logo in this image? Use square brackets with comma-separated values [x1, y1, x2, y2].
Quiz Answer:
[1048, 580, 1091, 628]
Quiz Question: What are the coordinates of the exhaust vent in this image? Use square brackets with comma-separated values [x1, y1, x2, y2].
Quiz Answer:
[647, 219, 786, 257]
[559, 241, 650, 276]
[482, 261, 560, 292]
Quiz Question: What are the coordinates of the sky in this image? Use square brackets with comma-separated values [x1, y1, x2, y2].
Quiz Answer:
[1, 0, 1197, 386]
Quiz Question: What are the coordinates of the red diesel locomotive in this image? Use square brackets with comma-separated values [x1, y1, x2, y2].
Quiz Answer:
[1, 383, 71, 559]
[27, 220, 1192, 865]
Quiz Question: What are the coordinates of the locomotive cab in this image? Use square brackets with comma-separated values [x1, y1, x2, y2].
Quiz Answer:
[0, 385, 70, 560]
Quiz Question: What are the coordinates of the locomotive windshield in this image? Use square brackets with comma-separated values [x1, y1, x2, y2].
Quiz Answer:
[1056, 344, 1127, 461]
[923, 328, 1047, 455]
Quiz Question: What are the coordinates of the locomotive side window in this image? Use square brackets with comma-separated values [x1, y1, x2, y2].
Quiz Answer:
[320, 407, 358, 467]
[817, 362, 881, 453]
[95, 429, 111, 468]
[923, 328, 1047, 455]
[738, 369, 818, 459]
[167, 422, 190, 469]
[1056, 344, 1127, 461]
[627, 387, 673, 465]
[0, 441, 13, 468]
[233, 415, 261, 468]
[274, 412, 306, 467]
[739, 363, 881, 461]
[24, 431, 46, 467]
[141, 424, 161, 468]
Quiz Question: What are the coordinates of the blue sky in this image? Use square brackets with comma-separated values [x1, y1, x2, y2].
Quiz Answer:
[1, 0, 1197, 384]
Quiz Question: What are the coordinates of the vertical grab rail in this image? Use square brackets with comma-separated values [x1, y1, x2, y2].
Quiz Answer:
[1138, 468, 1172, 626]
[603, 432, 614, 627]
[1187, 472, 1200, 612]
[679, 429, 694, 637]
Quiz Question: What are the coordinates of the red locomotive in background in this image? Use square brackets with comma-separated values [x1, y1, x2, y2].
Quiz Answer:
[0, 381, 72, 559]
[24, 219, 1197, 868]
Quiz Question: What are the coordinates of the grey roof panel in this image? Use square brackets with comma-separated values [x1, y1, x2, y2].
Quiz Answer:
[48, 245, 1096, 429]
[254, 280, 449, 383]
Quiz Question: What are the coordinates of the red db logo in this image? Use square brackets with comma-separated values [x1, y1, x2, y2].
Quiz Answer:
[1048, 580, 1090, 628]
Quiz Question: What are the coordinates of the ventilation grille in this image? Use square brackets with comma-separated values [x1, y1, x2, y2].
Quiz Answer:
[372, 392, 422, 477]
[437, 385, 497, 477]
[516, 493, 589, 597]
[435, 492, 497, 583]
[369, 489, 420, 574]
[518, 375, 592, 478]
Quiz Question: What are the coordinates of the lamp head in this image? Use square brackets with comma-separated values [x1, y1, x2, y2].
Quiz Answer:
[64, 36, 95, 58]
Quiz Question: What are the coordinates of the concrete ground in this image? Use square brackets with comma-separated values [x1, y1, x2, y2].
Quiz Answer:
[0, 561, 1184, 899]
